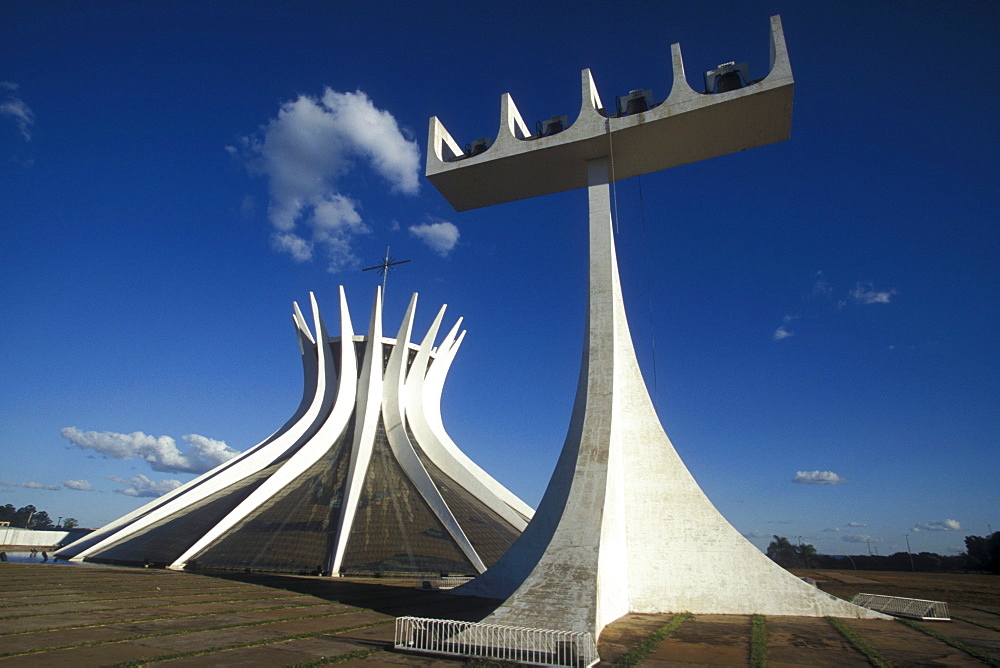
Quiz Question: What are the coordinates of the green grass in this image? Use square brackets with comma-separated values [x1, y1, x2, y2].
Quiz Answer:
[897, 618, 1000, 667]
[961, 604, 1000, 617]
[614, 612, 693, 666]
[749, 614, 767, 667]
[826, 617, 892, 668]
[953, 615, 1000, 632]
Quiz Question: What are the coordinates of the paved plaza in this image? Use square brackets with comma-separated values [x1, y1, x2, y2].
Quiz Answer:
[1, 562, 998, 666]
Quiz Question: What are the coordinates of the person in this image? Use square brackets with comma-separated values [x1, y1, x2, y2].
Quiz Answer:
[0, 551, 7, 562]
[41, 551, 48, 562]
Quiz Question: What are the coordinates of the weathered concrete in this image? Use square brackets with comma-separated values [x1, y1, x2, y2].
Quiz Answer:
[427, 16, 794, 211]
[427, 15, 887, 644]
[458, 160, 887, 638]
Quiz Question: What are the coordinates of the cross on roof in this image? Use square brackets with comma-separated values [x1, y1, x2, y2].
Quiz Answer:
[362, 246, 411, 295]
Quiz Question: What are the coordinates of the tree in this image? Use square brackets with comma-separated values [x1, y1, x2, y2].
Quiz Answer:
[794, 542, 819, 568]
[965, 533, 1000, 573]
[62, 518, 79, 529]
[28, 510, 53, 529]
[12, 505, 37, 528]
[766, 535, 799, 568]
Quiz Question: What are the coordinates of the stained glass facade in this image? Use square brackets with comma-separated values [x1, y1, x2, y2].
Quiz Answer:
[408, 424, 521, 566]
[340, 417, 476, 575]
[88, 462, 283, 567]
[190, 422, 354, 574]
[62, 290, 532, 578]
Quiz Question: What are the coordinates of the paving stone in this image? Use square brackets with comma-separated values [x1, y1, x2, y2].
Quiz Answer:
[844, 618, 973, 666]
[763, 616, 869, 667]
[643, 614, 749, 666]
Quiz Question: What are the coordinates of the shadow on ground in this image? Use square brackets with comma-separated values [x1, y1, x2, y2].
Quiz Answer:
[202, 571, 505, 622]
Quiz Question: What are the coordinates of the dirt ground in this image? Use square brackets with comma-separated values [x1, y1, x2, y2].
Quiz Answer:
[1, 561, 997, 666]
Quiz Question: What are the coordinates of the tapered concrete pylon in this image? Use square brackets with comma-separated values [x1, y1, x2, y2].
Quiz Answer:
[457, 159, 886, 637]
[430, 16, 887, 641]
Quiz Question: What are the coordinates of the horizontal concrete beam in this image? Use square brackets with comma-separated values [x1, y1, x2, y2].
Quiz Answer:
[427, 15, 793, 212]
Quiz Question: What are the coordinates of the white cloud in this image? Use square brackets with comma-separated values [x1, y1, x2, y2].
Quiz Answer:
[847, 521, 868, 527]
[60, 427, 240, 474]
[0, 81, 18, 91]
[742, 529, 768, 539]
[109, 474, 182, 498]
[823, 527, 842, 533]
[850, 282, 897, 305]
[272, 231, 313, 262]
[409, 221, 460, 257]
[792, 470, 847, 485]
[62, 479, 93, 491]
[773, 326, 794, 341]
[843, 534, 881, 543]
[912, 519, 962, 532]
[0, 480, 60, 491]
[234, 88, 420, 271]
[1, 90, 35, 141]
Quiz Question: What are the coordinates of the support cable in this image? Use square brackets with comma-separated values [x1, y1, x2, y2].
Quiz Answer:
[605, 118, 619, 234]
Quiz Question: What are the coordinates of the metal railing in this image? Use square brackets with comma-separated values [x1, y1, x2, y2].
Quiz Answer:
[394, 616, 599, 667]
[851, 593, 950, 620]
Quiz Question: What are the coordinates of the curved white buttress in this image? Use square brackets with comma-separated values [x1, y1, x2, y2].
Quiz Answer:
[405, 306, 532, 529]
[381, 293, 486, 573]
[62, 311, 321, 561]
[329, 288, 385, 575]
[72, 293, 338, 563]
[169, 288, 357, 570]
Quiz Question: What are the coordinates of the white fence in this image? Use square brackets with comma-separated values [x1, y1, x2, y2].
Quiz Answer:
[851, 593, 950, 621]
[395, 616, 599, 667]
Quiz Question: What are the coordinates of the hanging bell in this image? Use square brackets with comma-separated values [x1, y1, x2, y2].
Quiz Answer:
[703, 62, 751, 94]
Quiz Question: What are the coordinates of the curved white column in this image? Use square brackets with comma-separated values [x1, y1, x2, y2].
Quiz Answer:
[72, 293, 338, 563]
[462, 159, 886, 639]
[61, 310, 322, 561]
[382, 293, 486, 573]
[170, 288, 357, 570]
[406, 310, 532, 528]
[329, 288, 385, 574]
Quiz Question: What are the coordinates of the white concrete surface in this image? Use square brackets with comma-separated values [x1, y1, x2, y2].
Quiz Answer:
[435, 15, 888, 639]
[428, 16, 794, 211]
[459, 161, 888, 639]
[56, 289, 533, 574]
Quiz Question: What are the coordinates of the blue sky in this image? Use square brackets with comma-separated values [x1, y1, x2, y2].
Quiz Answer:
[2, 1, 996, 558]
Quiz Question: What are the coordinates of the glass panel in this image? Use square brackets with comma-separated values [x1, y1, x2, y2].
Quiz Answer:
[409, 423, 521, 567]
[190, 421, 354, 574]
[87, 461, 284, 567]
[340, 415, 476, 576]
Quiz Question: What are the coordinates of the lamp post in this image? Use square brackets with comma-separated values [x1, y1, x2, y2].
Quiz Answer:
[905, 534, 915, 571]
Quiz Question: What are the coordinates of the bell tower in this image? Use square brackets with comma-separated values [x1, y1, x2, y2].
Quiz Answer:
[425, 14, 887, 644]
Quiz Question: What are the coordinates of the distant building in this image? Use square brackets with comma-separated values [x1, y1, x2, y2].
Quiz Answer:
[57, 289, 532, 576]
